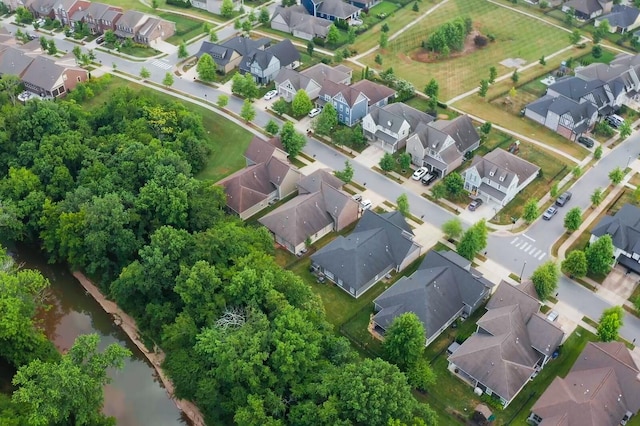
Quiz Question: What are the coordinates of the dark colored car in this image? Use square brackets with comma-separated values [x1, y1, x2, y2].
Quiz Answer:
[577, 136, 594, 148]
[468, 198, 483, 211]
[421, 173, 436, 186]
[96, 35, 105, 44]
[555, 191, 572, 207]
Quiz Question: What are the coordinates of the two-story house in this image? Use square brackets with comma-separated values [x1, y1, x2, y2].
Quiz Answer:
[562, 0, 612, 20]
[301, 0, 361, 22]
[317, 79, 396, 127]
[362, 102, 435, 153]
[53, 0, 90, 26]
[591, 203, 640, 274]
[462, 148, 540, 207]
[524, 94, 598, 141]
[405, 115, 480, 177]
[191, 0, 239, 15]
[240, 39, 300, 84]
[26, 0, 56, 19]
[275, 62, 352, 102]
[271, 5, 333, 41]
[196, 36, 271, 75]
[111, 10, 174, 45]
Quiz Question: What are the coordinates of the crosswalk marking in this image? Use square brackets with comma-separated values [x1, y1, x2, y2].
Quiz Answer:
[538, 252, 546, 260]
[150, 59, 172, 70]
[508, 237, 548, 261]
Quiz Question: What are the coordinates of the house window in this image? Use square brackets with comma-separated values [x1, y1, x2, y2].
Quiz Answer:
[531, 414, 542, 423]
[339, 104, 343, 111]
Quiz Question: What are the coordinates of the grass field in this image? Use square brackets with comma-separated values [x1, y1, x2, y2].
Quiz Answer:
[359, 0, 572, 100]
[160, 12, 205, 44]
[101, 0, 152, 12]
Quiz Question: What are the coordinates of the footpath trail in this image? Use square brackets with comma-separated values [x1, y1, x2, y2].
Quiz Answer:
[72, 271, 206, 426]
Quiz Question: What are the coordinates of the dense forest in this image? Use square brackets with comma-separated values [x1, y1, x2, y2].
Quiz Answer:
[0, 76, 437, 425]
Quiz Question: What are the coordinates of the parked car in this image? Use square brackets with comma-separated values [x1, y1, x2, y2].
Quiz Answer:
[577, 136, 594, 148]
[352, 193, 363, 203]
[26, 33, 38, 40]
[361, 199, 372, 210]
[421, 173, 436, 186]
[96, 35, 105, 44]
[412, 167, 428, 181]
[606, 114, 624, 128]
[555, 191, 572, 207]
[35, 18, 45, 26]
[18, 91, 36, 102]
[546, 310, 559, 322]
[308, 108, 322, 118]
[542, 206, 558, 220]
[468, 198, 483, 211]
[263, 90, 277, 100]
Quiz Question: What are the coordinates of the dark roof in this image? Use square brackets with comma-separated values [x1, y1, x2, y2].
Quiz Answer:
[311, 210, 420, 293]
[263, 38, 300, 68]
[0, 47, 34, 76]
[351, 79, 396, 105]
[297, 168, 343, 194]
[196, 41, 237, 66]
[527, 94, 597, 124]
[273, 5, 332, 37]
[415, 115, 480, 156]
[313, 0, 361, 19]
[599, 4, 640, 29]
[592, 203, 640, 254]
[21, 56, 69, 91]
[223, 36, 270, 57]
[244, 136, 285, 165]
[466, 148, 540, 190]
[320, 79, 368, 107]
[564, 0, 606, 15]
[532, 342, 640, 426]
[373, 250, 491, 341]
[368, 102, 434, 133]
[548, 76, 611, 108]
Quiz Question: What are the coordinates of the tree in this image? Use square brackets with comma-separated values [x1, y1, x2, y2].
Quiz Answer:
[396, 193, 410, 217]
[565, 7, 575, 26]
[412, 1, 419, 11]
[457, 219, 488, 261]
[259, 7, 270, 24]
[72, 45, 82, 61]
[241, 20, 252, 32]
[139, 67, 151, 79]
[327, 25, 339, 44]
[509, 86, 517, 98]
[564, 207, 583, 232]
[379, 153, 395, 172]
[609, 166, 625, 185]
[444, 172, 464, 198]
[375, 54, 383, 65]
[539, 55, 546, 65]
[442, 218, 463, 241]
[591, 187, 603, 207]
[572, 165, 582, 177]
[178, 42, 189, 59]
[382, 23, 390, 33]
[209, 30, 218, 42]
[431, 182, 447, 200]
[104, 30, 116, 45]
[265, 119, 279, 135]
[383, 312, 424, 371]
[347, 26, 356, 44]
[594, 145, 603, 160]
[511, 70, 519, 83]
[46, 39, 57, 55]
[399, 153, 412, 171]
[478, 79, 489, 97]
[220, 0, 234, 18]
[562, 250, 587, 278]
[291, 90, 313, 116]
[586, 234, 614, 276]
[569, 29, 582, 44]
[550, 182, 559, 198]
[531, 261, 559, 300]
[12, 334, 131, 426]
[280, 122, 306, 157]
[196, 53, 217, 82]
[162, 72, 174, 87]
[489, 66, 498, 84]
[597, 306, 624, 342]
[240, 99, 255, 122]
[592, 44, 603, 58]
[306, 39, 314, 57]
[620, 120, 632, 140]
[314, 103, 338, 136]
[334, 160, 354, 183]
[242, 73, 259, 100]
[522, 198, 539, 223]
[217, 94, 228, 108]
[380, 32, 389, 48]
[424, 78, 439, 101]
[272, 98, 288, 115]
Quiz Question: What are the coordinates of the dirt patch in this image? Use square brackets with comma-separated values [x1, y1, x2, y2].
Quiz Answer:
[410, 30, 488, 64]
[437, 114, 449, 119]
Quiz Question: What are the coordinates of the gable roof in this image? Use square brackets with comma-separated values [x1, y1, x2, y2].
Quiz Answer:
[592, 203, 640, 253]
[0, 46, 34, 77]
[413, 115, 480, 155]
[368, 102, 434, 133]
[532, 342, 640, 426]
[599, 4, 640, 29]
[297, 168, 343, 194]
[273, 5, 332, 36]
[351, 79, 396, 105]
[320, 79, 368, 107]
[311, 210, 420, 292]
[301, 62, 351, 85]
[373, 250, 491, 341]
[313, 0, 360, 19]
[244, 135, 285, 165]
[266, 38, 300, 68]
[527, 94, 597, 124]
[548, 76, 611, 106]
[117, 10, 147, 29]
[466, 148, 540, 189]
[223, 36, 270, 57]
[564, 0, 606, 15]
[21, 56, 69, 91]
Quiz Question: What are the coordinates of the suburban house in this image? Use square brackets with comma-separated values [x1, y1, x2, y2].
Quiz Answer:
[317, 79, 396, 126]
[562, 0, 612, 21]
[362, 102, 435, 153]
[528, 341, 640, 426]
[26, 0, 56, 18]
[590, 203, 640, 274]
[259, 169, 359, 255]
[448, 281, 565, 407]
[524, 94, 598, 141]
[239, 38, 300, 84]
[310, 210, 422, 298]
[274, 62, 352, 102]
[301, 0, 361, 22]
[461, 148, 540, 207]
[405, 115, 480, 177]
[595, 4, 640, 33]
[0, 0, 23, 11]
[71, 2, 122, 34]
[191, 0, 239, 15]
[270, 5, 333, 40]
[53, 0, 90, 26]
[348, 0, 379, 9]
[575, 53, 640, 105]
[218, 136, 301, 220]
[113, 10, 175, 45]
[372, 250, 494, 347]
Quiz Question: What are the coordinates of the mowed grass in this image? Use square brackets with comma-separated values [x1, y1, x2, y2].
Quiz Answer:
[160, 12, 205, 44]
[101, 0, 152, 12]
[360, 0, 572, 100]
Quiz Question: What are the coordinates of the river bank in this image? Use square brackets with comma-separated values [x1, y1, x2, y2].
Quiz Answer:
[71, 271, 206, 426]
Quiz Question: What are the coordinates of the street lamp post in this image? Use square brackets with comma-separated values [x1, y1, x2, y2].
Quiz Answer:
[520, 260, 527, 281]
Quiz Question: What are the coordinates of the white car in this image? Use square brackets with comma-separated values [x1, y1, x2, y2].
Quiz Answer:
[308, 108, 322, 118]
[412, 167, 428, 181]
[18, 91, 36, 102]
[263, 90, 277, 100]
[361, 199, 372, 210]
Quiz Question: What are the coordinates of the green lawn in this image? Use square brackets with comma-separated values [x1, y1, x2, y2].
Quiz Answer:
[160, 12, 205, 44]
[101, 0, 152, 12]
[360, 0, 572, 100]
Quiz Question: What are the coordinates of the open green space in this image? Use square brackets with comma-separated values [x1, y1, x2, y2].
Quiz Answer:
[101, 0, 152, 12]
[160, 12, 205, 44]
[360, 0, 572, 100]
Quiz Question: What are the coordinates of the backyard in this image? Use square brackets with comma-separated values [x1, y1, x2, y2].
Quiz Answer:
[160, 12, 206, 44]
[359, 0, 572, 100]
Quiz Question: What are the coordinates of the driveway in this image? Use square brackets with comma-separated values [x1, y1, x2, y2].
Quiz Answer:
[598, 264, 639, 301]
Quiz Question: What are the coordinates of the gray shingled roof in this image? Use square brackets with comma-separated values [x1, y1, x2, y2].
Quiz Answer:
[311, 210, 420, 293]
[273, 5, 332, 37]
[297, 168, 343, 194]
[21, 56, 66, 91]
[373, 250, 491, 341]
[351, 79, 396, 105]
[592, 203, 640, 254]
[368, 103, 434, 134]
[564, 0, 605, 15]
[313, 0, 360, 19]
[548, 76, 611, 107]
[599, 4, 640, 29]
[466, 148, 540, 191]
[196, 41, 235, 65]
[528, 94, 597, 124]
[116, 10, 147, 29]
[0, 47, 34, 77]
[244, 136, 285, 165]
[532, 342, 640, 426]
[301, 62, 351, 85]
[266, 38, 300, 68]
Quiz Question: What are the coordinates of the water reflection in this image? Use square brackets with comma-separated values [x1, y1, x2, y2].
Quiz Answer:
[13, 246, 188, 426]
